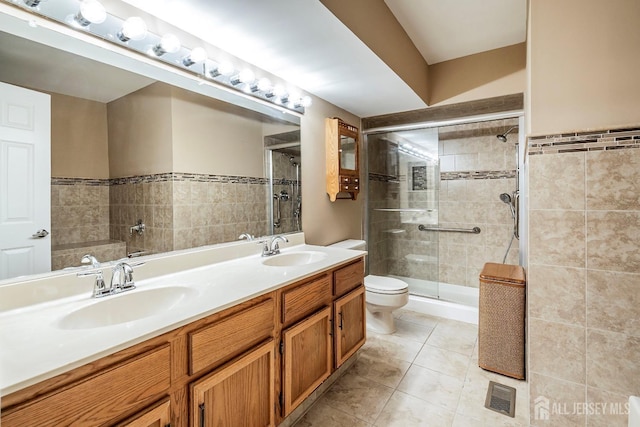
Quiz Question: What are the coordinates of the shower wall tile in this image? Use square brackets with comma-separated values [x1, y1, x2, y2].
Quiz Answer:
[529, 318, 586, 384]
[587, 149, 640, 211]
[529, 373, 586, 427]
[587, 210, 640, 273]
[586, 387, 631, 427]
[51, 184, 110, 247]
[528, 264, 586, 326]
[529, 210, 585, 268]
[586, 329, 640, 396]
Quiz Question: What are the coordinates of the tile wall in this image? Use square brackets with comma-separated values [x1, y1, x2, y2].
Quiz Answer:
[367, 119, 519, 288]
[110, 173, 270, 253]
[437, 119, 519, 286]
[50, 173, 270, 269]
[527, 128, 640, 426]
[51, 179, 110, 247]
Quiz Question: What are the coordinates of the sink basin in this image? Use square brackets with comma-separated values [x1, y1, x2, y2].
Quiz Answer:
[262, 251, 328, 267]
[57, 286, 197, 329]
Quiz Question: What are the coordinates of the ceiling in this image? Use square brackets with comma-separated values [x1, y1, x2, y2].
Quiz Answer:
[384, 0, 527, 64]
[0, 31, 154, 103]
[120, 0, 526, 118]
[1, 0, 526, 117]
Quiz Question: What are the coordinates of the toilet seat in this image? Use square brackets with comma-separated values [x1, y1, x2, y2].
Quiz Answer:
[365, 275, 408, 295]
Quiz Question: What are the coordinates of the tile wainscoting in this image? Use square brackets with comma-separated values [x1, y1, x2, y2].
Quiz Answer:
[50, 172, 286, 268]
[527, 127, 640, 426]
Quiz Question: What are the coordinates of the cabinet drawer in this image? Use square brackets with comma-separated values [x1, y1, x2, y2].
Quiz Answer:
[334, 259, 364, 297]
[282, 274, 332, 325]
[190, 298, 274, 375]
[339, 184, 359, 192]
[2, 346, 171, 427]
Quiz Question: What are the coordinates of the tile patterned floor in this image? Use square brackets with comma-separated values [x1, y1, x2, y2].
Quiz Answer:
[293, 309, 530, 427]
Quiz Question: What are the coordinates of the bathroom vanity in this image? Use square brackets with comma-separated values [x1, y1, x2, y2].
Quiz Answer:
[0, 235, 365, 426]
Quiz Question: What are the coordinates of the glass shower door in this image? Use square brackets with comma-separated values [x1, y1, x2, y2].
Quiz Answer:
[366, 128, 440, 299]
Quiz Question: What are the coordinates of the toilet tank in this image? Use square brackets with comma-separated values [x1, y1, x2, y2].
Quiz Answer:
[328, 239, 366, 251]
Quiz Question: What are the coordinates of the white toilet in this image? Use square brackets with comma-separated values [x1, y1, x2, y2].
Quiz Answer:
[329, 240, 409, 334]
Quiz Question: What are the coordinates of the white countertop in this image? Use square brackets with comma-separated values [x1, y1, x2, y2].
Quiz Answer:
[0, 240, 365, 396]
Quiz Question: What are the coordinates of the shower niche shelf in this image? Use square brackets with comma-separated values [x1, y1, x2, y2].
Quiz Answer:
[326, 118, 360, 201]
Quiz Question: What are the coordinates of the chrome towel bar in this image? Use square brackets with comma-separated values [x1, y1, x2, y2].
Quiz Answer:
[418, 225, 481, 234]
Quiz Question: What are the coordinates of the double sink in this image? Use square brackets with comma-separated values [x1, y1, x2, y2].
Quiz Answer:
[56, 249, 328, 330]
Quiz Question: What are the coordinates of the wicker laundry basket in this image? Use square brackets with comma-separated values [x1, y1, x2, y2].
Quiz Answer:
[478, 262, 526, 380]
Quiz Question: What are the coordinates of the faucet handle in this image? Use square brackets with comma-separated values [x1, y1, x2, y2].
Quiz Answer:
[81, 254, 100, 268]
[77, 269, 108, 298]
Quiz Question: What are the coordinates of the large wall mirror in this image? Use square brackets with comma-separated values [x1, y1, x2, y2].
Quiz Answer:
[0, 23, 302, 282]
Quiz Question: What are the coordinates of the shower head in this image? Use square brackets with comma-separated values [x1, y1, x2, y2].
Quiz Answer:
[500, 192, 516, 219]
[497, 125, 518, 142]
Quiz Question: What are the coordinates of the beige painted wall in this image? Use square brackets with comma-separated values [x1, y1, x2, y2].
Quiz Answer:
[170, 88, 265, 177]
[529, 0, 640, 135]
[301, 94, 362, 246]
[429, 43, 526, 106]
[320, 0, 430, 104]
[50, 92, 109, 179]
[107, 82, 173, 178]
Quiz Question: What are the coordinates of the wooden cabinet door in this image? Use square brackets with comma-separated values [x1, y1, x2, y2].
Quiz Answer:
[116, 399, 170, 427]
[191, 340, 275, 427]
[281, 306, 332, 416]
[334, 286, 366, 368]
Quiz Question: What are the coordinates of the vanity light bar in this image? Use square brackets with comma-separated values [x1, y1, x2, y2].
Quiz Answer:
[10, 0, 310, 113]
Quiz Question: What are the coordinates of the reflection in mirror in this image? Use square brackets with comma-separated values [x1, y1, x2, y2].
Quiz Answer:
[0, 30, 301, 281]
[340, 135, 356, 170]
[265, 131, 301, 235]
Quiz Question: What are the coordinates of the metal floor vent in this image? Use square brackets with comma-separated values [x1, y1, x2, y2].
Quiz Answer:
[484, 381, 516, 418]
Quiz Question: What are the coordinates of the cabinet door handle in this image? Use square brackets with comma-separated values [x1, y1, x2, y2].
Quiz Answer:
[338, 312, 343, 330]
[199, 403, 205, 427]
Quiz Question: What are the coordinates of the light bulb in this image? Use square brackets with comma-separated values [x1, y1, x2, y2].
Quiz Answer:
[182, 47, 207, 66]
[218, 61, 234, 76]
[257, 78, 271, 92]
[301, 96, 312, 107]
[152, 34, 181, 56]
[74, 0, 106, 27]
[231, 69, 255, 86]
[294, 95, 312, 108]
[272, 85, 287, 101]
[117, 17, 147, 42]
[208, 61, 234, 78]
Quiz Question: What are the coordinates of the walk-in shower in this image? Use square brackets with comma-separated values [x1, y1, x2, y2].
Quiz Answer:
[364, 114, 525, 321]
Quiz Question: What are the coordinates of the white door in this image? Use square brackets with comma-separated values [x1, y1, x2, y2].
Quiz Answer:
[0, 82, 51, 280]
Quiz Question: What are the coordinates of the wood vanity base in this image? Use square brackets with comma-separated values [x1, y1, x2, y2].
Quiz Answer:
[1, 257, 365, 427]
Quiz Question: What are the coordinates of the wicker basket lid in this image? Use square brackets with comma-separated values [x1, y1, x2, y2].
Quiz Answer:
[479, 263, 526, 285]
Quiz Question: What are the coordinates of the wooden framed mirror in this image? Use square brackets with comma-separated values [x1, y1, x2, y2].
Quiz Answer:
[326, 118, 360, 201]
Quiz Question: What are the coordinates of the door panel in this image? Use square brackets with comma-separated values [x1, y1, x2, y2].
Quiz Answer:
[0, 82, 50, 280]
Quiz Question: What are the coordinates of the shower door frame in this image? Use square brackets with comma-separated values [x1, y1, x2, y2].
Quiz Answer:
[363, 110, 527, 295]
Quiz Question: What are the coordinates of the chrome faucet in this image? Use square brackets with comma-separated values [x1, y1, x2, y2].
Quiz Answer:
[110, 261, 137, 293]
[239, 233, 255, 241]
[77, 256, 144, 298]
[77, 254, 108, 298]
[260, 235, 289, 256]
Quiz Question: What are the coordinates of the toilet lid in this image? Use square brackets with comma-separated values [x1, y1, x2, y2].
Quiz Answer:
[365, 275, 409, 295]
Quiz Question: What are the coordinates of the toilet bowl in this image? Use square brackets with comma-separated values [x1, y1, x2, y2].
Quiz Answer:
[328, 240, 409, 334]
